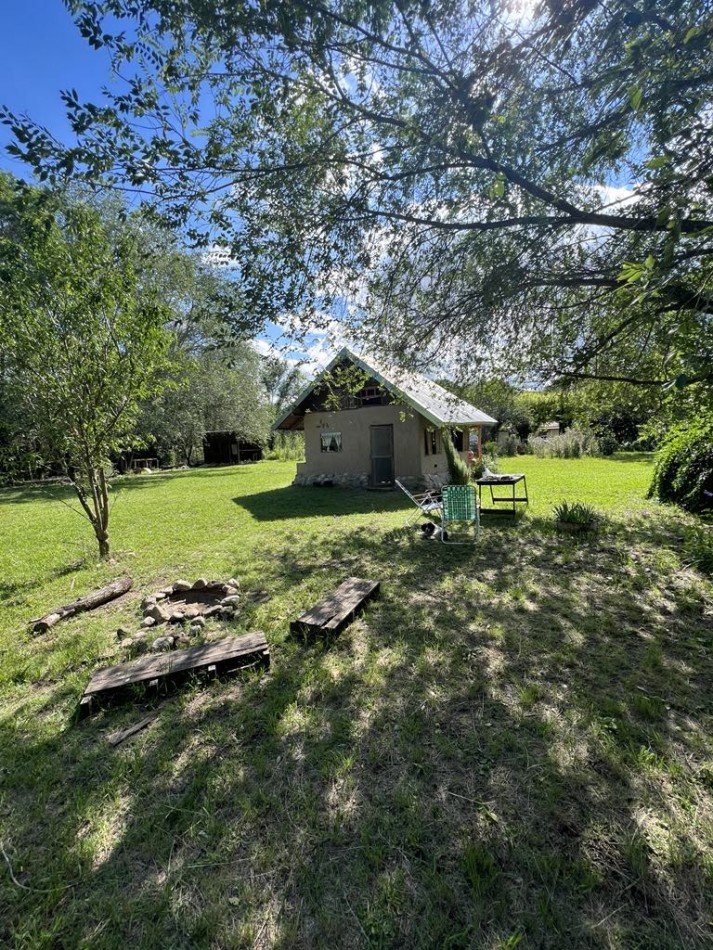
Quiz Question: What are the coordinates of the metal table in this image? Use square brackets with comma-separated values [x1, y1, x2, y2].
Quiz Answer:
[476, 474, 528, 514]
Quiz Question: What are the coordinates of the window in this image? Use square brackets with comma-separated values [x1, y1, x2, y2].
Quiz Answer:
[424, 429, 440, 456]
[359, 385, 384, 406]
[321, 431, 342, 453]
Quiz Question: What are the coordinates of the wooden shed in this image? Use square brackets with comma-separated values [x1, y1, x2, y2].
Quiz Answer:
[203, 432, 263, 465]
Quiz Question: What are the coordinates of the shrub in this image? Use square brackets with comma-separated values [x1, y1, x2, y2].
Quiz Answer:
[442, 427, 471, 484]
[497, 427, 519, 457]
[595, 429, 619, 456]
[648, 416, 713, 513]
[553, 500, 598, 528]
[528, 427, 597, 459]
[470, 453, 498, 480]
[264, 431, 304, 461]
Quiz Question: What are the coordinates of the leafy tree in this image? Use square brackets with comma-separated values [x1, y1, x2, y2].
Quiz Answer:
[261, 355, 307, 419]
[139, 347, 271, 465]
[3, 1, 713, 390]
[0, 175, 173, 558]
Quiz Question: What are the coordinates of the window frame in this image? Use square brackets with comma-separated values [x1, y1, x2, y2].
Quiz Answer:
[320, 431, 343, 453]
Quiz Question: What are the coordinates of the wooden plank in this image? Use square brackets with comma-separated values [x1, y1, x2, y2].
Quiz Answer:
[84, 633, 268, 695]
[290, 577, 380, 637]
[79, 633, 269, 717]
[108, 716, 157, 747]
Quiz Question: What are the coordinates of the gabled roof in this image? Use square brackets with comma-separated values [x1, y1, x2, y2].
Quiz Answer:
[273, 347, 497, 430]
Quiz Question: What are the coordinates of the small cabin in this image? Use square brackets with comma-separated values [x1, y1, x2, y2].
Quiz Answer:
[273, 348, 497, 490]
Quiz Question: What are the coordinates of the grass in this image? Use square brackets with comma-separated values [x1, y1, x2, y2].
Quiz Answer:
[1, 454, 713, 948]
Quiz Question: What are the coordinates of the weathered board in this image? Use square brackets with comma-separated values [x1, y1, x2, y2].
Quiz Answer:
[79, 633, 269, 718]
[290, 577, 380, 637]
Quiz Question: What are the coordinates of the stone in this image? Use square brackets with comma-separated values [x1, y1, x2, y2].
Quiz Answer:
[151, 635, 175, 651]
[221, 595, 240, 607]
[203, 605, 222, 618]
[190, 616, 206, 628]
[147, 604, 171, 624]
[192, 578, 208, 589]
[183, 606, 201, 620]
[154, 591, 168, 601]
[141, 616, 156, 629]
[172, 580, 192, 592]
[116, 627, 131, 640]
[170, 611, 185, 623]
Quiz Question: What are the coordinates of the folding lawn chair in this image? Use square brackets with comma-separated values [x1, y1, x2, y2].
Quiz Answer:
[395, 478, 442, 525]
[441, 484, 480, 544]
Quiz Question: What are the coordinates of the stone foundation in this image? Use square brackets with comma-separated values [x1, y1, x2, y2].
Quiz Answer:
[292, 472, 450, 491]
[293, 472, 369, 488]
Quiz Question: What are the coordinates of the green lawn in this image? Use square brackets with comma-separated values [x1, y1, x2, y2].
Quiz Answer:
[1, 456, 713, 948]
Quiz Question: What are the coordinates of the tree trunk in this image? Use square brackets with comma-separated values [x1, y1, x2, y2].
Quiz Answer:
[30, 575, 132, 633]
[68, 462, 112, 560]
[96, 531, 110, 560]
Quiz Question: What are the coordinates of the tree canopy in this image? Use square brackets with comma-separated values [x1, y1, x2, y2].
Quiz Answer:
[3, 1, 713, 389]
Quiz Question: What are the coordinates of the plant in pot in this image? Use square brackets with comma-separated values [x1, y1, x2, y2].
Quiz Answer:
[553, 501, 599, 533]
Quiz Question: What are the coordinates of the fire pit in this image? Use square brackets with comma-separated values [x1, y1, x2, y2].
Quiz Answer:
[141, 578, 241, 626]
[117, 577, 244, 655]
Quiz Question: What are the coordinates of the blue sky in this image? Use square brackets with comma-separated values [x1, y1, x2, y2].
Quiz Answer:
[0, 1, 113, 176]
[0, 5, 335, 371]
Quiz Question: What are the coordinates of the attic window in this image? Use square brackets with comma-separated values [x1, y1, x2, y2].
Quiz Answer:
[321, 431, 342, 453]
[359, 385, 384, 406]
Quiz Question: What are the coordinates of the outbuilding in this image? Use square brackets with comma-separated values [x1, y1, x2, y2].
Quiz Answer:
[272, 348, 496, 489]
[203, 432, 263, 465]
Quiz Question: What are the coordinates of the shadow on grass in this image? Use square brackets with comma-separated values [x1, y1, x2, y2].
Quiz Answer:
[606, 452, 656, 465]
[236, 485, 406, 521]
[1, 506, 712, 948]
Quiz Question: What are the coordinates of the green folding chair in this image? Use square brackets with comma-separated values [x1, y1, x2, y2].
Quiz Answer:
[441, 484, 480, 544]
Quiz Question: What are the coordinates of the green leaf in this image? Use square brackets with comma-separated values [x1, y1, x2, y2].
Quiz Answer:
[618, 261, 644, 283]
[645, 156, 670, 170]
[628, 86, 643, 111]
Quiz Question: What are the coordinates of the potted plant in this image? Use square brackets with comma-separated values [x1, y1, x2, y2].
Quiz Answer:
[553, 501, 599, 533]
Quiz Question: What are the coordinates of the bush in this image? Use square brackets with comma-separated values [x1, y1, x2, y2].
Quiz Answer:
[470, 453, 498, 480]
[497, 427, 519, 457]
[442, 428, 471, 484]
[264, 431, 304, 461]
[528, 427, 596, 459]
[595, 429, 619, 456]
[648, 417, 713, 513]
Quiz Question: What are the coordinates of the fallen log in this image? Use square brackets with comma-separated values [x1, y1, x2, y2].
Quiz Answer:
[30, 576, 133, 633]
